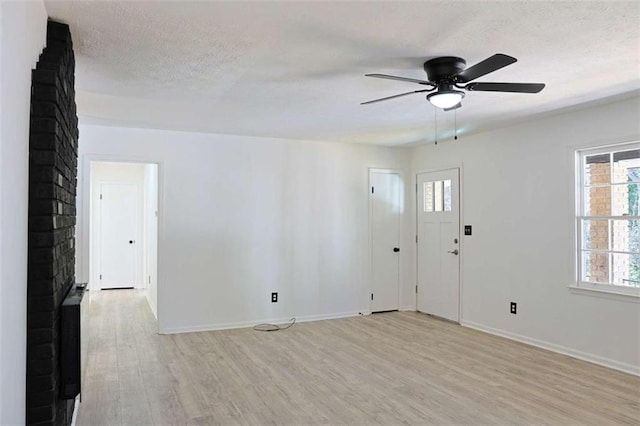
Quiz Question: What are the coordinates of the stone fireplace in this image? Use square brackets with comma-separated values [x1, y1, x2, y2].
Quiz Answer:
[27, 20, 79, 425]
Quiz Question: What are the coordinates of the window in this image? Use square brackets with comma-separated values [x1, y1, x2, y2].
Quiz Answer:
[576, 143, 640, 295]
[423, 180, 452, 212]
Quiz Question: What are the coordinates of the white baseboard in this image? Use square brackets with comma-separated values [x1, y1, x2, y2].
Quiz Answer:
[461, 319, 640, 376]
[70, 396, 79, 426]
[399, 306, 416, 311]
[160, 310, 363, 334]
[145, 292, 158, 320]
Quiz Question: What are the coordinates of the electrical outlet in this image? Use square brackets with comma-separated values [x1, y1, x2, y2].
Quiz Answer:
[510, 302, 517, 315]
[271, 292, 278, 303]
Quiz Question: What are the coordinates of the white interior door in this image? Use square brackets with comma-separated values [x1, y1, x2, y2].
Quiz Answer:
[417, 169, 460, 322]
[371, 171, 401, 312]
[100, 183, 139, 289]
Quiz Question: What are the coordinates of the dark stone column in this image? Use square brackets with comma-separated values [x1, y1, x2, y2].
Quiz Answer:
[27, 20, 79, 426]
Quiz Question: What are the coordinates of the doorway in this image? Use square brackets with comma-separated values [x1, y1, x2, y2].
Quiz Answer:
[416, 168, 460, 322]
[89, 161, 159, 315]
[370, 169, 402, 312]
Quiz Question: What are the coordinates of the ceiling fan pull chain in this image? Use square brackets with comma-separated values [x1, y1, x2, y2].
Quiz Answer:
[454, 109, 458, 141]
[434, 107, 438, 145]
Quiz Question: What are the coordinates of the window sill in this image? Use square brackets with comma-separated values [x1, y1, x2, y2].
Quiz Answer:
[568, 285, 640, 303]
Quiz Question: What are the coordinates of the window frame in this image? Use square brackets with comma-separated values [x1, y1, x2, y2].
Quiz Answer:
[422, 179, 452, 213]
[575, 142, 640, 298]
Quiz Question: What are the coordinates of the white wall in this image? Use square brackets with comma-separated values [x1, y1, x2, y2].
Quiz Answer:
[76, 126, 412, 333]
[89, 162, 146, 290]
[410, 95, 640, 374]
[0, 1, 47, 423]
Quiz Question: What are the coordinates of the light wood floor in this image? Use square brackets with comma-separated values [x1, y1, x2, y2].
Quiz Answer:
[77, 290, 639, 425]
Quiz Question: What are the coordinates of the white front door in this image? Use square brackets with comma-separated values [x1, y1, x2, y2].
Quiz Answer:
[417, 169, 460, 322]
[99, 183, 139, 289]
[370, 170, 401, 312]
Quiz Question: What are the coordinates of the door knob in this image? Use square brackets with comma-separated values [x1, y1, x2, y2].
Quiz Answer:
[129, 240, 134, 244]
[447, 249, 459, 255]
[393, 247, 400, 252]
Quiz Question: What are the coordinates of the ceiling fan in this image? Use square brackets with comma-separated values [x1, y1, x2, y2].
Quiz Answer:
[362, 54, 545, 110]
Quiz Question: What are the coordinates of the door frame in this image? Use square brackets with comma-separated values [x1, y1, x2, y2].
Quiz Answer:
[368, 168, 403, 313]
[79, 154, 164, 333]
[414, 163, 464, 322]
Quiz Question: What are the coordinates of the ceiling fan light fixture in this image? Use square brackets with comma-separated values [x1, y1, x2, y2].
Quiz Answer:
[427, 90, 465, 109]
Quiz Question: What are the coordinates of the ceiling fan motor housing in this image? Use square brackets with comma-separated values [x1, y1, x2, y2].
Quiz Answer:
[423, 56, 467, 84]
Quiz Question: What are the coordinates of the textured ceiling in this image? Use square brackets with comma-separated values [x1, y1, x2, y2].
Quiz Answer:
[45, 1, 640, 146]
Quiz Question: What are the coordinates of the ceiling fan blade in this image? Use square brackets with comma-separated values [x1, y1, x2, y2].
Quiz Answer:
[361, 89, 431, 105]
[465, 82, 545, 93]
[444, 102, 462, 112]
[455, 54, 517, 83]
[365, 74, 435, 86]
